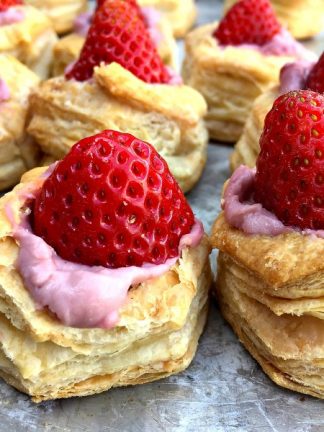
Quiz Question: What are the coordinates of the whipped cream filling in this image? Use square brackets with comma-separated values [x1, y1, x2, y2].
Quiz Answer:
[220, 28, 317, 61]
[223, 165, 324, 239]
[279, 60, 315, 94]
[0, 8, 24, 26]
[0, 78, 10, 102]
[8, 175, 203, 329]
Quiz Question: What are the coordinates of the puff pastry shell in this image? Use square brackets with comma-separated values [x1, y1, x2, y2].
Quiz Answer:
[230, 87, 278, 170]
[52, 13, 177, 76]
[0, 55, 40, 191]
[28, 63, 208, 193]
[24, 0, 87, 35]
[212, 211, 324, 398]
[0, 5, 57, 79]
[0, 167, 211, 401]
[138, 0, 196, 38]
[224, 0, 324, 40]
[182, 23, 307, 142]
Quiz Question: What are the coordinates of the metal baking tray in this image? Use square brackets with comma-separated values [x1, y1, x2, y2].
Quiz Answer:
[1, 1, 324, 430]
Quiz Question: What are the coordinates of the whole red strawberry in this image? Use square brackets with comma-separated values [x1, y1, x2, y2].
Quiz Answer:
[0, 0, 23, 11]
[32, 130, 195, 269]
[306, 52, 324, 94]
[214, 0, 281, 46]
[66, 0, 170, 83]
[254, 90, 324, 230]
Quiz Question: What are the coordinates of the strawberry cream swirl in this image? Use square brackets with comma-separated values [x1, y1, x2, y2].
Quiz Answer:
[223, 165, 324, 239]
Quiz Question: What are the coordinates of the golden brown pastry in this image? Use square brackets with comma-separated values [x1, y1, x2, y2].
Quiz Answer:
[24, 0, 87, 34]
[0, 163, 211, 402]
[138, 0, 197, 38]
[52, 9, 177, 76]
[0, 54, 40, 191]
[28, 63, 208, 193]
[212, 214, 324, 399]
[224, 0, 324, 40]
[230, 87, 279, 169]
[0, 4, 57, 78]
[182, 22, 316, 142]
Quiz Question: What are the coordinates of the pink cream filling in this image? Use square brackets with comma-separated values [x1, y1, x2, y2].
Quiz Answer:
[223, 165, 324, 238]
[8, 177, 203, 329]
[73, 11, 92, 37]
[0, 78, 10, 102]
[0, 8, 24, 26]
[279, 60, 315, 94]
[220, 28, 317, 61]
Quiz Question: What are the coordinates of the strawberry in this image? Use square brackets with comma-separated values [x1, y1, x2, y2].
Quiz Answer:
[0, 0, 23, 11]
[214, 0, 281, 46]
[254, 90, 324, 231]
[32, 130, 195, 269]
[306, 52, 324, 94]
[66, 0, 170, 83]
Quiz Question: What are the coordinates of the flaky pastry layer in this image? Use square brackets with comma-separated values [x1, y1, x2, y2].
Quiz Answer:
[0, 55, 40, 191]
[0, 5, 57, 79]
[24, 0, 87, 34]
[182, 23, 300, 142]
[0, 167, 211, 400]
[138, 0, 196, 38]
[230, 87, 278, 170]
[28, 62, 208, 193]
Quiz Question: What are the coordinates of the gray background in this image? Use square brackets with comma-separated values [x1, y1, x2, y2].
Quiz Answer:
[1, 1, 324, 431]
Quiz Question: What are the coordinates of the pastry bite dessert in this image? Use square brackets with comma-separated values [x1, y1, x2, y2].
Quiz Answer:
[224, 0, 324, 40]
[52, 0, 177, 76]
[212, 90, 324, 398]
[0, 129, 211, 402]
[28, 0, 208, 193]
[231, 52, 324, 169]
[182, 0, 316, 143]
[0, 0, 57, 78]
[0, 54, 40, 191]
[24, 0, 87, 34]
[137, 0, 197, 38]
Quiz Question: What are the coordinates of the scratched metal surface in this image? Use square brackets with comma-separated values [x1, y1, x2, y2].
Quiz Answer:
[1, 1, 324, 431]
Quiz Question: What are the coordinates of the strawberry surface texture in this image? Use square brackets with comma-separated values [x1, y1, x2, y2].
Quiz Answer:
[32, 130, 195, 269]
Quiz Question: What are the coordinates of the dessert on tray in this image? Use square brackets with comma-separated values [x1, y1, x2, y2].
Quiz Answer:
[212, 90, 324, 399]
[28, 0, 208, 193]
[0, 54, 40, 191]
[231, 52, 324, 169]
[0, 0, 57, 79]
[24, 0, 87, 34]
[138, 0, 197, 38]
[224, 0, 324, 40]
[0, 129, 211, 402]
[52, 0, 177, 76]
[182, 0, 316, 142]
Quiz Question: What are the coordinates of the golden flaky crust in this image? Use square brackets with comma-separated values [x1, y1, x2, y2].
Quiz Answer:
[182, 23, 299, 142]
[224, 0, 324, 40]
[0, 167, 212, 402]
[212, 209, 324, 398]
[28, 63, 208, 193]
[138, 0, 197, 38]
[0, 55, 40, 191]
[230, 87, 278, 170]
[52, 15, 177, 76]
[0, 5, 57, 79]
[24, 0, 87, 34]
